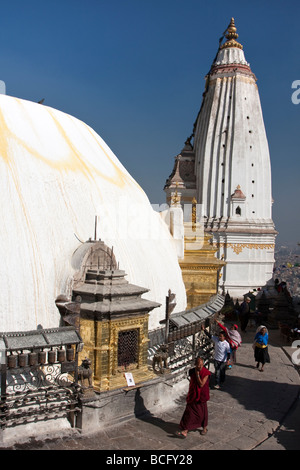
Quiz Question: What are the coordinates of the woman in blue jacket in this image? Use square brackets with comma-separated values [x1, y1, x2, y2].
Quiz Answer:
[254, 325, 270, 372]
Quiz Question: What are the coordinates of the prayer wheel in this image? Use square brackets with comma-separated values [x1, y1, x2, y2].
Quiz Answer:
[66, 346, 74, 361]
[57, 348, 66, 362]
[8, 354, 17, 368]
[18, 352, 27, 368]
[29, 352, 38, 366]
[48, 349, 56, 364]
[38, 350, 47, 364]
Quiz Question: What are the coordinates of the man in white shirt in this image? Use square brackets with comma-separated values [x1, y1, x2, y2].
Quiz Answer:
[202, 326, 231, 389]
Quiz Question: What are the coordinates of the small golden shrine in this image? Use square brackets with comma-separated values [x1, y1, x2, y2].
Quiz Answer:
[58, 240, 160, 391]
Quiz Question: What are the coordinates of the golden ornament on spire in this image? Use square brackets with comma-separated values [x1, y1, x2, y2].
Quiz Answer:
[220, 17, 243, 50]
[191, 197, 198, 231]
[171, 182, 181, 206]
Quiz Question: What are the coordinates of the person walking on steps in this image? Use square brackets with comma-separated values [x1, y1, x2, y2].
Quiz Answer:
[239, 296, 251, 332]
[215, 320, 242, 367]
[253, 325, 270, 372]
[201, 324, 230, 389]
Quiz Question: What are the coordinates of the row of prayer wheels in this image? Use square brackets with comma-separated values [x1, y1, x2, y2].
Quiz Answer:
[168, 322, 203, 342]
[7, 346, 75, 369]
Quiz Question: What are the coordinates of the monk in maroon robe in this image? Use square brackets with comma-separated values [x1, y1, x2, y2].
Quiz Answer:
[177, 357, 211, 437]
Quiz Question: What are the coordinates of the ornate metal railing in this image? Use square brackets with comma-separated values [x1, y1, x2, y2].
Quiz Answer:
[0, 384, 81, 429]
[148, 327, 214, 373]
[148, 294, 225, 373]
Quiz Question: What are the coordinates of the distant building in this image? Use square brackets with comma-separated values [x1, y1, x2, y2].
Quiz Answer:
[165, 18, 277, 299]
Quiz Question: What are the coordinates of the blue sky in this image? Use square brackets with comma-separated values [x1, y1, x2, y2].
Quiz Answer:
[0, 0, 299, 246]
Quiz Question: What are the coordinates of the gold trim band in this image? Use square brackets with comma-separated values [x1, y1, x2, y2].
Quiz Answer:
[213, 243, 275, 255]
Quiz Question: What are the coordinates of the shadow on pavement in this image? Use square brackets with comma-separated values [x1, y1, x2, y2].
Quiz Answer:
[133, 388, 182, 438]
[216, 373, 299, 421]
[133, 367, 300, 448]
[264, 396, 300, 450]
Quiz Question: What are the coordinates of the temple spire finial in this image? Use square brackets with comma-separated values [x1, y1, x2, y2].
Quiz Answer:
[220, 17, 243, 50]
[226, 18, 239, 41]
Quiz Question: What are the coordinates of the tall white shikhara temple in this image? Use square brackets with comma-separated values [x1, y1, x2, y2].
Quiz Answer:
[165, 18, 277, 299]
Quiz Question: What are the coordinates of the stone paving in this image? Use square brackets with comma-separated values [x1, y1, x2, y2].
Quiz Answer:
[1, 325, 300, 451]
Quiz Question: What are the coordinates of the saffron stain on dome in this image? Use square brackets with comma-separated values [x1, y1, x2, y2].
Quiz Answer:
[0, 96, 139, 191]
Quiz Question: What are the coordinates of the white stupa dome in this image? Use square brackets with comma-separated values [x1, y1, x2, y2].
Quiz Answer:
[0, 94, 186, 332]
